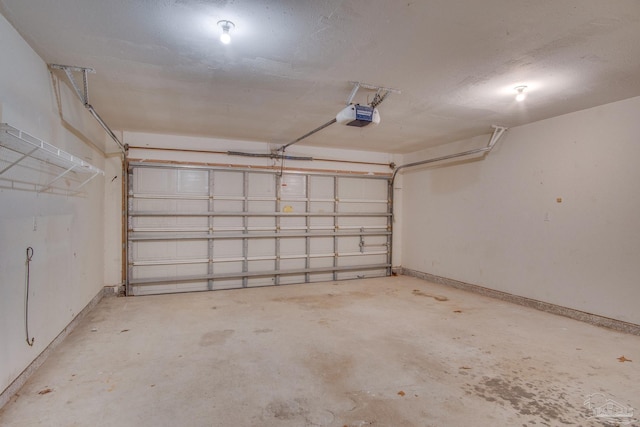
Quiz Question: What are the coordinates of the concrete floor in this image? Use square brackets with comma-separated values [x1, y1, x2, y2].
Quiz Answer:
[0, 276, 638, 427]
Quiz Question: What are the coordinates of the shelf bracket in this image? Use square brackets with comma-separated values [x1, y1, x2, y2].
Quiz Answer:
[38, 164, 78, 193]
[73, 170, 103, 193]
[0, 146, 39, 176]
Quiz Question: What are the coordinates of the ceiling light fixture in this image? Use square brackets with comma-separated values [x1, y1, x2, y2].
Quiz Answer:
[217, 20, 235, 44]
[514, 85, 527, 102]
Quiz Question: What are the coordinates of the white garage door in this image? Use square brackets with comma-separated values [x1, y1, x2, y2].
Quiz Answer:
[127, 163, 391, 295]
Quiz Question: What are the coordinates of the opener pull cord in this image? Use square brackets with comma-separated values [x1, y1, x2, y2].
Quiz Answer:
[25, 247, 35, 347]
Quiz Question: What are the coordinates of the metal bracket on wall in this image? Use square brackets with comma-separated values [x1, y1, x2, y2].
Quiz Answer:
[49, 64, 126, 154]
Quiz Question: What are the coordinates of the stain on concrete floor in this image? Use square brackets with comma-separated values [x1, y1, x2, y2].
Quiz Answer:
[199, 329, 234, 347]
[412, 289, 449, 301]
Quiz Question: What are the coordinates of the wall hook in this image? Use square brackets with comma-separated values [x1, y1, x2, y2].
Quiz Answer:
[25, 246, 35, 347]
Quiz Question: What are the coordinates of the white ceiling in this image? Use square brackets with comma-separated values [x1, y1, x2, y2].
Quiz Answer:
[1, 0, 639, 154]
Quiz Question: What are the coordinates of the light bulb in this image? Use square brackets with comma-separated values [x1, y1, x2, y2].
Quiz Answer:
[515, 86, 527, 102]
[217, 20, 235, 45]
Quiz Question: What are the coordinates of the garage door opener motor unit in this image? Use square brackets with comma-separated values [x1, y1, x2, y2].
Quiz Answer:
[336, 104, 380, 127]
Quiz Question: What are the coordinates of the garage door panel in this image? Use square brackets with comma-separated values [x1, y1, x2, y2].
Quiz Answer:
[213, 171, 243, 196]
[131, 264, 173, 280]
[309, 201, 334, 213]
[247, 278, 275, 287]
[337, 269, 387, 280]
[176, 263, 209, 276]
[135, 168, 209, 195]
[278, 257, 307, 285]
[213, 216, 243, 231]
[176, 199, 209, 212]
[142, 283, 211, 294]
[132, 199, 175, 211]
[132, 263, 208, 280]
[280, 215, 306, 229]
[360, 235, 389, 251]
[248, 200, 275, 211]
[133, 240, 208, 261]
[281, 238, 305, 256]
[213, 239, 242, 257]
[131, 283, 188, 296]
[279, 258, 305, 270]
[279, 275, 306, 285]
[309, 219, 333, 230]
[214, 261, 243, 274]
[309, 176, 334, 198]
[337, 236, 360, 253]
[210, 279, 243, 290]
[310, 257, 334, 268]
[248, 172, 275, 197]
[176, 170, 209, 193]
[213, 200, 243, 212]
[338, 177, 387, 200]
[248, 260, 275, 272]
[310, 237, 333, 254]
[248, 201, 276, 229]
[248, 217, 276, 230]
[132, 216, 208, 230]
[128, 165, 391, 295]
[248, 239, 275, 257]
[338, 216, 387, 228]
[309, 273, 334, 282]
[338, 253, 388, 267]
[132, 241, 169, 261]
[280, 175, 306, 198]
[280, 201, 306, 215]
[339, 202, 388, 213]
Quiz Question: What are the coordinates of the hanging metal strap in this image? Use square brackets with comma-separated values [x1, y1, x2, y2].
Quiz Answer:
[49, 64, 126, 154]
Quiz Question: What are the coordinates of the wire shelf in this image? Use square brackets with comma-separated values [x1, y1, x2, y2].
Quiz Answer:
[0, 123, 104, 195]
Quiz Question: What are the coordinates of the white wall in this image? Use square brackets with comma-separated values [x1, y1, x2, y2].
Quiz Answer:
[0, 13, 108, 395]
[400, 96, 640, 325]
